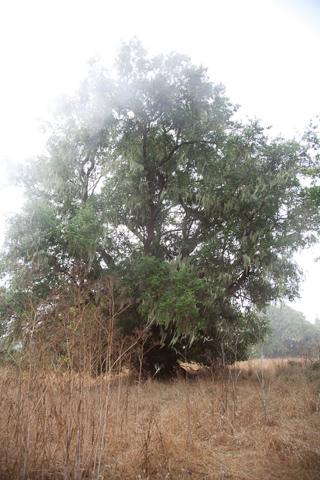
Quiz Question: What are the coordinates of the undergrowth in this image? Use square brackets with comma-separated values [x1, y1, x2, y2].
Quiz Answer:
[0, 358, 320, 479]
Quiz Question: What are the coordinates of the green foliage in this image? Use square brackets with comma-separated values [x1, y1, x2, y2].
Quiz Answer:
[301, 119, 320, 206]
[58, 202, 102, 259]
[1, 40, 320, 371]
[132, 256, 209, 337]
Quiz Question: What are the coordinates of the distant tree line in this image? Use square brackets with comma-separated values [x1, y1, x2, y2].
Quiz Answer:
[256, 305, 320, 358]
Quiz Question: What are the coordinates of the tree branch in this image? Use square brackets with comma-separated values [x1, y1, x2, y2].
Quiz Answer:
[226, 268, 251, 296]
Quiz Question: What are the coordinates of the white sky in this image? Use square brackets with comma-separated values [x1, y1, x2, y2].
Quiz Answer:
[0, 0, 319, 322]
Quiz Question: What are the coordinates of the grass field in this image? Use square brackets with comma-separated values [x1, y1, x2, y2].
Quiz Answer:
[0, 358, 319, 479]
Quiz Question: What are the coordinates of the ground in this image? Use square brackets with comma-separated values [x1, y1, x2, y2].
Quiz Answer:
[0, 358, 319, 479]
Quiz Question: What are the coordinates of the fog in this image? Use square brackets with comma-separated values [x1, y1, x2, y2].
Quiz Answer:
[1, 0, 319, 322]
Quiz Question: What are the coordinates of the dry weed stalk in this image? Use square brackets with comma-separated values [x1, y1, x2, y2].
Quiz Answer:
[1, 272, 320, 480]
[1, 357, 320, 479]
[255, 342, 270, 423]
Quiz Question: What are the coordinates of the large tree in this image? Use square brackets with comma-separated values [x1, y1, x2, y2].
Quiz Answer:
[1, 39, 319, 373]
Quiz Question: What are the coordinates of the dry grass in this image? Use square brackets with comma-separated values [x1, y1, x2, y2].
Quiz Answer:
[1, 358, 320, 479]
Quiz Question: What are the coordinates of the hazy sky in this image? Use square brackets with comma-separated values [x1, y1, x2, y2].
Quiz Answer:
[0, 0, 319, 321]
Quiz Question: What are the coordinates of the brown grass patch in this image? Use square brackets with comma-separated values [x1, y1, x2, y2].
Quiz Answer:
[1, 358, 320, 479]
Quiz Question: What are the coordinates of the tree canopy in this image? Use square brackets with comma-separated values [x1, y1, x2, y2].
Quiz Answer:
[1, 39, 319, 373]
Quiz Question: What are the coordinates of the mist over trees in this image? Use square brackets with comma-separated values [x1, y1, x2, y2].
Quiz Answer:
[260, 305, 320, 358]
[1, 39, 320, 374]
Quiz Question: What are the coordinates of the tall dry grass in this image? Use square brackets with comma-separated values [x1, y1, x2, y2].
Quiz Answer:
[1, 357, 320, 480]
